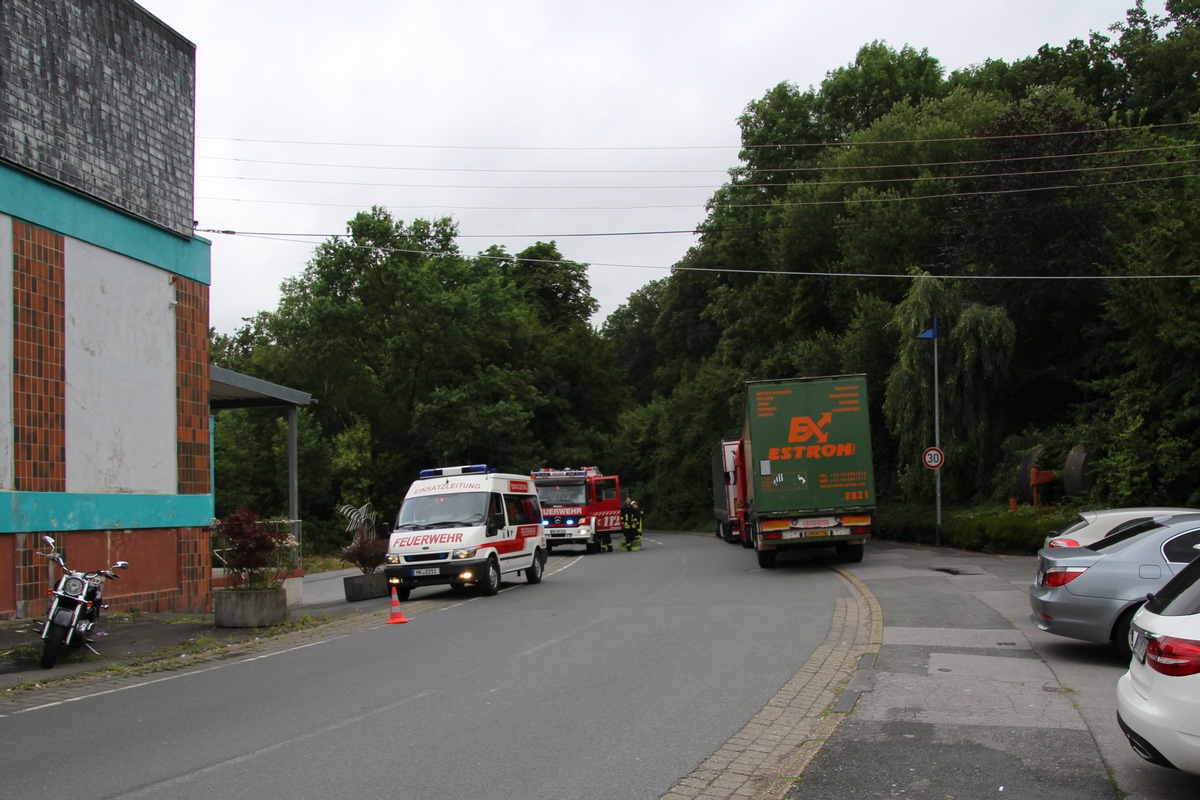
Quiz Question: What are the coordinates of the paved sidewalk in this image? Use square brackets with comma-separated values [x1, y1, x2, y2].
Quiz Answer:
[785, 541, 1200, 800]
[0, 568, 393, 690]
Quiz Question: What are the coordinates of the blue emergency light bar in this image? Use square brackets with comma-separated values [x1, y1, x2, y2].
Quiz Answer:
[532, 467, 599, 478]
[419, 464, 492, 478]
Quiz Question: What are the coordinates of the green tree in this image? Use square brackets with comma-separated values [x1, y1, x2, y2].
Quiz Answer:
[602, 279, 666, 405]
[502, 241, 598, 329]
[884, 275, 1015, 502]
[1089, 162, 1200, 504]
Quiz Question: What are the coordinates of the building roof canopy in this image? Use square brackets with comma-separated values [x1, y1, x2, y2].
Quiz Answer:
[209, 365, 313, 410]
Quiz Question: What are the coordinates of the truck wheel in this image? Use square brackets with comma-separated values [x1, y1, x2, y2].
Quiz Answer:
[756, 548, 776, 569]
[41, 624, 67, 669]
[525, 549, 545, 584]
[836, 541, 865, 563]
[586, 542, 600, 554]
[479, 557, 501, 596]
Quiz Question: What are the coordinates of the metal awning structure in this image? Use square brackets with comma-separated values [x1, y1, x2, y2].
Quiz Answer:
[209, 366, 315, 546]
[210, 365, 314, 410]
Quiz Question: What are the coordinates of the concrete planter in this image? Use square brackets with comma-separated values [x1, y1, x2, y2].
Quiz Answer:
[213, 588, 288, 628]
[343, 572, 389, 602]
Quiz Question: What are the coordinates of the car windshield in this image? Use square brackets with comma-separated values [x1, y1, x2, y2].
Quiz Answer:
[395, 492, 489, 529]
[1145, 555, 1200, 616]
[1088, 518, 1165, 552]
[537, 483, 587, 506]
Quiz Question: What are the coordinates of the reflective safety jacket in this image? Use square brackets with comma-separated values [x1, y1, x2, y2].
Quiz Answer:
[621, 505, 644, 533]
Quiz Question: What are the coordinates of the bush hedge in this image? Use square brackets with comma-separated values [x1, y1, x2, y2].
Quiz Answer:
[876, 502, 1080, 555]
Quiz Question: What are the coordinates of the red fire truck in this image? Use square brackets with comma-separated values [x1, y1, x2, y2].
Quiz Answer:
[531, 467, 622, 553]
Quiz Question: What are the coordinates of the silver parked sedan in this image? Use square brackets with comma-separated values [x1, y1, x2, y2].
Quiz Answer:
[1043, 507, 1199, 548]
[1029, 513, 1200, 661]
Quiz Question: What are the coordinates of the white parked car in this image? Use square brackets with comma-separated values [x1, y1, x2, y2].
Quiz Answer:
[1117, 554, 1200, 775]
[1044, 507, 1199, 548]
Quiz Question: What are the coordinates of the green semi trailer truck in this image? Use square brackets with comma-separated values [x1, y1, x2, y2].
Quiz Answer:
[734, 375, 876, 568]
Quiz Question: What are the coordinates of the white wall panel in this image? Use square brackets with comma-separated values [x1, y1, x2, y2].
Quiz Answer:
[64, 239, 176, 493]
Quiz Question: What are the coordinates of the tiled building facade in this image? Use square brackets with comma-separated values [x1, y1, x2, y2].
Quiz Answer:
[1, 0, 214, 618]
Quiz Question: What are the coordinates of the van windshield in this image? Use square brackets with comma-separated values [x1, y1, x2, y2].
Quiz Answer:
[396, 492, 490, 530]
[537, 483, 587, 506]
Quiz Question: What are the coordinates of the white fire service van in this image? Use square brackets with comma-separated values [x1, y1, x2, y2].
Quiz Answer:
[384, 465, 547, 599]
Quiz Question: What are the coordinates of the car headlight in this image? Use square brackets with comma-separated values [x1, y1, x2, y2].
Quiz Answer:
[451, 547, 478, 560]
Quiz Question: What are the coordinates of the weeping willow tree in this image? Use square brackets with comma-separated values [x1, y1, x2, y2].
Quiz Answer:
[884, 273, 1015, 501]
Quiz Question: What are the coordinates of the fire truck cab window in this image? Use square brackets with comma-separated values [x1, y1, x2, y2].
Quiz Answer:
[505, 494, 539, 525]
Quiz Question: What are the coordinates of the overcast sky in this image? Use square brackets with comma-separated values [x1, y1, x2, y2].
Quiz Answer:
[134, 0, 1166, 335]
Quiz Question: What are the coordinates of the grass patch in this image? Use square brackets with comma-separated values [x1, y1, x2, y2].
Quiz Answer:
[1, 643, 40, 665]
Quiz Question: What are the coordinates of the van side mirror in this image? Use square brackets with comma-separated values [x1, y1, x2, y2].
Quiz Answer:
[487, 512, 505, 536]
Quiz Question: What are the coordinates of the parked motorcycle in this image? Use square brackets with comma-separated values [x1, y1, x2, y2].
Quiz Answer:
[37, 535, 129, 669]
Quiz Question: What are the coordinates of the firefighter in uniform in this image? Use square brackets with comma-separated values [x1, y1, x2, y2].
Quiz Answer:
[596, 519, 613, 553]
[620, 499, 644, 551]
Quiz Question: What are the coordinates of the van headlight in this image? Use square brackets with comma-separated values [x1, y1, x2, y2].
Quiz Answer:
[385, 554, 401, 565]
[451, 547, 478, 560]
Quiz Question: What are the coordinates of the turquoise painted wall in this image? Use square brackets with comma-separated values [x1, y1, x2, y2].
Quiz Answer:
[1, 491, 214, 533]
[0, 162, 210, 284]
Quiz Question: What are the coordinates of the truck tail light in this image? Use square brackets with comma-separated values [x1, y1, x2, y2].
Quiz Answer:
[761, 532, 783, 541]
[848, 525, 871, 535]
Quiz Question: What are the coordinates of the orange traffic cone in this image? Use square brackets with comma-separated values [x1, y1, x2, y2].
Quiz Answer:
[387, 585, 409, 624]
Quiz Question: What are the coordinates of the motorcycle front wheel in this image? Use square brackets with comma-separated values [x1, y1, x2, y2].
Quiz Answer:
[41, 624, 67, 669]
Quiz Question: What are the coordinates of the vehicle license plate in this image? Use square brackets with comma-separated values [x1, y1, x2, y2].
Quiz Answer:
[1131, 630, 1148, 663]
[412, 568, 439, 577]
[804, 530, 831, 538]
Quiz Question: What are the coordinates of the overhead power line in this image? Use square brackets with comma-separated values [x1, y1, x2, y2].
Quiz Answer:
[196, 141, 1198, 176]
[193, 231, 1200, 283]
[195, 155, 1200, 193]
[196, 167, 1198, 215]
[196, 120, 1198, 152]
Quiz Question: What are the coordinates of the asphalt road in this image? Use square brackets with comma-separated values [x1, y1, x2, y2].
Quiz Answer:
[5, 534, 1199, 799]
[0, 533, 848, 800]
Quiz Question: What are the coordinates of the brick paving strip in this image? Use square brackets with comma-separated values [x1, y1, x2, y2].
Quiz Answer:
[660, 567, 883, 800]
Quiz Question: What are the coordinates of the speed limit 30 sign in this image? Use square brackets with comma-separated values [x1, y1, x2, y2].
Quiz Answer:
[922, 447, 944, 470]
